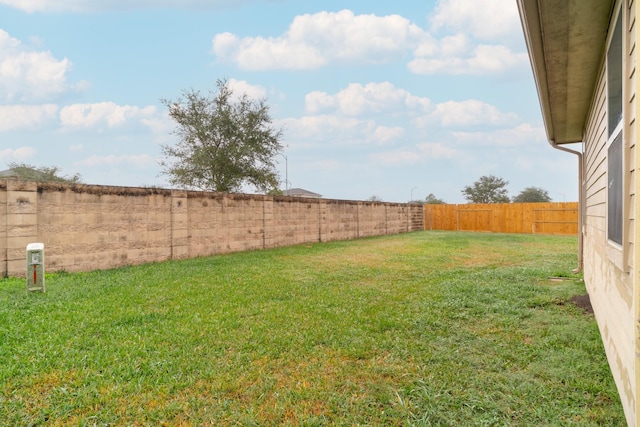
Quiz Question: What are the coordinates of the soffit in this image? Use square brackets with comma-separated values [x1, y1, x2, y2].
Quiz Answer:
[518, 0, 615, 144]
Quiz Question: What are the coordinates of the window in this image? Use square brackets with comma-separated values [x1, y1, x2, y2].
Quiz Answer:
[608, 133, 623, 244]
[607, 10, 623, 245]
[608, 12, 623, 137]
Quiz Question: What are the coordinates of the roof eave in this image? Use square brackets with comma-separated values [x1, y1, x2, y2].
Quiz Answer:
[517, 0, 615, 145]
[517, 0, 555, 143]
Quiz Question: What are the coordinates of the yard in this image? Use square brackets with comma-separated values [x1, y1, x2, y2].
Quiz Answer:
[0, 231, 625, 425]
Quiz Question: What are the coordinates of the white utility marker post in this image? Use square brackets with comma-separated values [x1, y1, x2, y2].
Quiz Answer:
[26, 243, 45, 292]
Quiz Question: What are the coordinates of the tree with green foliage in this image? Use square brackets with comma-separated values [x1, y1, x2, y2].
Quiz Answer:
[461, 175, 510, 204]
[424, 193, 446, 204]
[160, 79, 284, 193]
[4, 162, 82, 183]
[512, 186, 551, 203]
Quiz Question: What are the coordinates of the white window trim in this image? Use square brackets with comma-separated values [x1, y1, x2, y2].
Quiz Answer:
[605, 2, 625, 271]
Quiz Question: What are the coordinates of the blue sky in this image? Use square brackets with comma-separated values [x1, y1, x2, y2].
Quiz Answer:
[0, 0, 579, 203]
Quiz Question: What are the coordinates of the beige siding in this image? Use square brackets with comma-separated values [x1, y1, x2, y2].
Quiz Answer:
[583, 1, 638, 425]
[584, 67, 607, 235]
[628, 0, 637, 272]
[632, 0, 640, 424]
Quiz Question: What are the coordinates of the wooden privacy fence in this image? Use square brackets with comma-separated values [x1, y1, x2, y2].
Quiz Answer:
[424, 202, 578, 235]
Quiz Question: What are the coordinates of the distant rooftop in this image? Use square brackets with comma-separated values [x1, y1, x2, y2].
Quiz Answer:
[0, 169, 18, 178]
[283, 188, 322, 198]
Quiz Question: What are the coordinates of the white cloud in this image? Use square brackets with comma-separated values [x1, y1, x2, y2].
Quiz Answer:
[0, 0, 268, 13]
[305, 158, 342, 171]
[0, 104, 58, 131]
[140, 116, 176, 145]
[59, 102, 157, 130]
[304, 91, 337, 114]
[0, 146, 36, 161]
[417, 142, 457, 159]
[370, 149, 423, 166]
[370, 142, 458, 167]
[212, 10, 425, 70]
[420, 99, 518, 127]
[408, 0, 527, 76]
[438, 33, 471, 56]
[211, 7, 525, 75]
[306, 82, 431, 116]
[227, 78, 267, 101]
[408, 43, 528, 75]
[281, 115, 375, 146]
[0, 0, 68, 12]
[429, 0, 521, 41]
[76, 153, 156, 167]
[469, 45, 528, 72]
[0, 29, 20, 50]
[373, 126, 405, 145]
[0, 30, 81, 102]
[451, 123, 546, 147]
[213, 31, 326, 70]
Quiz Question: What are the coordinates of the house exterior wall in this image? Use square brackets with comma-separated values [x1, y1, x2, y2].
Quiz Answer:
[582, 0, 638, 424]
[631, 1, 640, 423]
[0, 181, 424, 278]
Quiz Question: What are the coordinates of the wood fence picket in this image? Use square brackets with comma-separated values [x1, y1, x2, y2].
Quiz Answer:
[424, 202, 578, 235]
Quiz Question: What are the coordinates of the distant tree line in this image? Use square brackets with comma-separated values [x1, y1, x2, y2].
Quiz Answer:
[412, 175, 554, 205]
[2, 162, 82, 184]
[461, 175, 551, 204]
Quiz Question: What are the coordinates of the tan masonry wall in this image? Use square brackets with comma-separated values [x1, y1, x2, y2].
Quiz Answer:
[0, 180, 424, 277]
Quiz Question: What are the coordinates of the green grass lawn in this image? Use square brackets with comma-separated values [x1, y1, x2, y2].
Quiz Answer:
[0, 231, 624, 425]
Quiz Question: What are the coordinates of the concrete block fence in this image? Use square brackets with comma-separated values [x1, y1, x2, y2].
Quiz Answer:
[0, 180, 424, 277]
